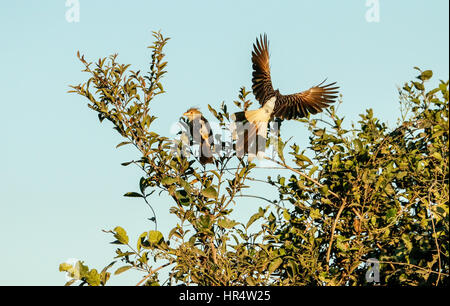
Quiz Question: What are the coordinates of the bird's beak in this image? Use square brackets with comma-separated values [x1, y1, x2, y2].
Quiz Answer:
[183, 112, 189, 117]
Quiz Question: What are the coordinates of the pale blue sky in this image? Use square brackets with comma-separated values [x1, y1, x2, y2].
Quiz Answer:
[0, 0, 448, 285]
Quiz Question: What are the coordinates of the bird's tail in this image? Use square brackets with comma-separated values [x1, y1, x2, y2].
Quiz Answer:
[230, 110, 268, 161]
[230, 111, 246, 140]
[197, 124, 214, 165]
[199, 140, 214, 165]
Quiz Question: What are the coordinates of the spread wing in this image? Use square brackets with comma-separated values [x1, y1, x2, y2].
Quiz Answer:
[251, 34, 276, 106]
[273, 81, 339, 120]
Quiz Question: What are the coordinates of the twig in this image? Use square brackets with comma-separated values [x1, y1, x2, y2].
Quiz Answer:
[427, 182, 442, 285]
[264, 156, 341, 200]
[136, 262, 174, 286]
[325, 202, 346, 270]
[264, 156, 351, 269]
[365, 260, 449, 277]
[143, 194, 158, 231]
[102, 229, 153, 272]
[235, 194, 274, 204]
[234, 194, 282, 209]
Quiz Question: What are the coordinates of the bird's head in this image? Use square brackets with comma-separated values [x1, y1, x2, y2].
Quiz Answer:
[183, 107, 202, 121]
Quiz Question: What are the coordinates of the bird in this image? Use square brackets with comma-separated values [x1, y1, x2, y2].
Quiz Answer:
[231, 34, 339, 160]
[182, 107, 214, 165]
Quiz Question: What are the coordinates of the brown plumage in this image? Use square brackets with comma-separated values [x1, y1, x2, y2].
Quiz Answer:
[231, 34, 339, 161]
[251, 34, 339, 120]
[183, 108, 214, 165]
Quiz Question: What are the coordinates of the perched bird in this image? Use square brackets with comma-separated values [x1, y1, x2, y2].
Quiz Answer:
[231, 34, 339, 160]
[182, 108, 214, 165]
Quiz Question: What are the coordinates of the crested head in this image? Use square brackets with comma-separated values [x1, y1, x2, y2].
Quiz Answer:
[183, 107, 202, 121]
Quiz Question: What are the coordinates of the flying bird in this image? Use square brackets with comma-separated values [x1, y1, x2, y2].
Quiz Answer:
[182, 108, 214, 165]
[231, 34, 339, 160]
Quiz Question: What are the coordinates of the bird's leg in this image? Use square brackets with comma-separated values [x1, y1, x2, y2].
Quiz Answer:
[274, 117, 283, 136]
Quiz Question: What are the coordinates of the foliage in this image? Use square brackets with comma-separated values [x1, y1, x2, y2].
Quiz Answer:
[61, 32, 449, 286]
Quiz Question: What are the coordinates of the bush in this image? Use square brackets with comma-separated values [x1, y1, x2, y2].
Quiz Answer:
[60, 32, 449, 286]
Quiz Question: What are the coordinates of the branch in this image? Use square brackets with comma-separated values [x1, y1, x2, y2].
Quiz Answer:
[427, 182, 442, 285]
[235, 194, 279, 206]
[366, 260, 449, 277]
[142, 194, 158, 231]
[264, 156, 342, 200]
[326, 202, 346, 270]
[136, 262, 174, 286]
[264, 156, 352, 268]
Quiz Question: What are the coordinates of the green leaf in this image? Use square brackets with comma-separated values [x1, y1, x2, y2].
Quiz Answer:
[123, 192, 143, 198]
[296, 154, 312, 164]
[418, 70, 433, 81]
[100, 261, 116, 275]
[354, 139, 363, 151]
[161, 176, 177, 185]
[59, 263, 73, 272]
[85, 269, 101, 286]
[412, 81, 425, 91]
[114, 265, 133, 275]
[288, 261, 299, 275]
[277, 138, 286, 162]
[148, 230, 164, 244]
[310, 208, 321, 220]
[116, 141, 131, 148]
[178, 178, 192, 194]
[64, 279, 77, 286]
[431, 152, 442, 161]
[385, 208, 397, 222]
[426, 87, 440, 98]
[397, 171, 408, 179]
[319, 185, 329, 196]
[217, 217, 239, 229]
[246, 208, 266, 229]
[401, 234, 413, 252]
[308, 166, 319, 177]
[137, 231, 148, 252]
[283, 209, 291, 221]
[76, 261, 90, 278]
[268, 258, 283, 274]
[114, 250, 135, 258]
[246, 276, 256, 286]
[208, 104, 218, 118]
[336, 236, 348, 252]
[175, 189, 190, 206]
[202, 186, 218, 199]
[113, 226, 129, 245]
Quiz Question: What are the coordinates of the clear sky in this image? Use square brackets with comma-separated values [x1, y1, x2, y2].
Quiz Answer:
[0, 0, 448, 285]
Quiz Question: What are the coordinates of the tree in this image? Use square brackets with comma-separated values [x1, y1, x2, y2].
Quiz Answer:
[60, 32, 449, 286]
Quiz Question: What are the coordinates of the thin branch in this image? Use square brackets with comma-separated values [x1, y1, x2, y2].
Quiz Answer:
[102, 229, 153, 272]
[366, 260, 449, 277]
[246, 175, 277, 186]
[427, 182, 442, 285]
[136, 262, 174, 286]
[143, 195, 158, 231]
[264, 156, 352, 268]
[264, 156, 342, 200]
[326, 202, 346, 270]
[235, 194, 281, 208]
